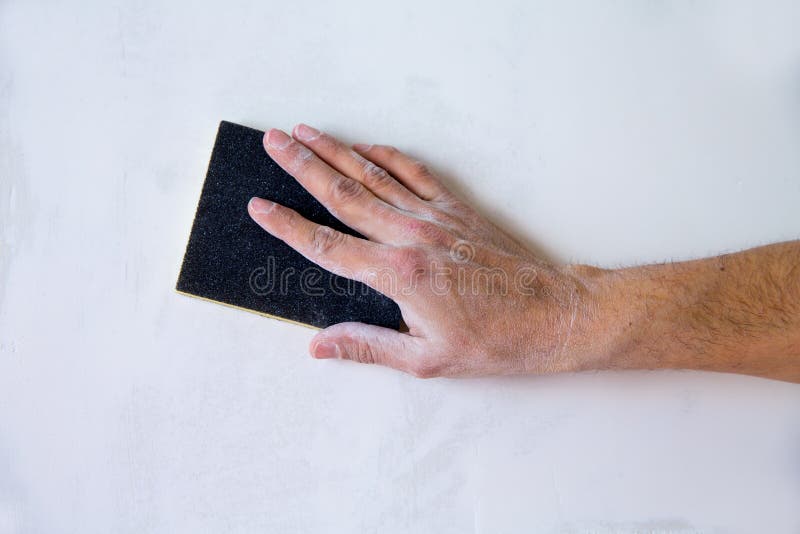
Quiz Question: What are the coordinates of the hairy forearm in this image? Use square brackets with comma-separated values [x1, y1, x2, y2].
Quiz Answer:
[584, 241, 800, 382]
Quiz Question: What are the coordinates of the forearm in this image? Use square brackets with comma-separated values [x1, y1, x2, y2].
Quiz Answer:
[585, 241, 800, 382]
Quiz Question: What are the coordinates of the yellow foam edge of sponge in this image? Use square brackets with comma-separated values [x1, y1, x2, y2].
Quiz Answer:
[175, 289, 321, 331]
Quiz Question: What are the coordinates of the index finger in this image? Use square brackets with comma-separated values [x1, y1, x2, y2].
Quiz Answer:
[248, 197, 400, 298]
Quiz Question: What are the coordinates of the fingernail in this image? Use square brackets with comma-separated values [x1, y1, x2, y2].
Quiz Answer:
[313, 341, 340, 359]
[352, 143, 372, 152]
[294, 123, 321, 142]
[265, 129, 292, 150]
[248, 197, 275, 215]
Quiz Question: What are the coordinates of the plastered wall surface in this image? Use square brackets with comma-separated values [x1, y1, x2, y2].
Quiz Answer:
[1, 1, 799, 533]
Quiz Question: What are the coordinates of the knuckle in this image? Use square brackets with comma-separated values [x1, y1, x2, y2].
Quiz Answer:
[405, 218, 452, 246]
[433, 194, 462, 213]
[311, 225, 343, 255]
[328, 174, 364, 204]
[349, 342, 379, 365]
[410, 160, 431, 177]
[360, 162, 392, 189]
[392, 247, 428, 280]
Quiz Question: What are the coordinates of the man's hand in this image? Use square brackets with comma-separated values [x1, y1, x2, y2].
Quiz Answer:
[248, 124, 800, 383]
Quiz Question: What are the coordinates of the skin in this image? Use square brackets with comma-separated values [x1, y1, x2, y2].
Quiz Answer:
[247, 124, 800, 383]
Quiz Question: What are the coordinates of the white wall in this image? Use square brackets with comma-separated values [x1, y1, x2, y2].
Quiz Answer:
[1, 1, 799, 532]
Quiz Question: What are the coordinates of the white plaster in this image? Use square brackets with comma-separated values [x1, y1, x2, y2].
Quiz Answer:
[1, 1, 799, 533]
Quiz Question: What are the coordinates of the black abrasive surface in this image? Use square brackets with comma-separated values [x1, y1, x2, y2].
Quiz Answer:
[176, 121, 401, 330]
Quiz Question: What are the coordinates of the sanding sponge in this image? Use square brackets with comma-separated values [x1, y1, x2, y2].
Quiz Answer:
[176, 120, 402, 330]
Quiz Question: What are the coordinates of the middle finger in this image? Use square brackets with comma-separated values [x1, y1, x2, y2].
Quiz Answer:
[263, 128, 406, 244]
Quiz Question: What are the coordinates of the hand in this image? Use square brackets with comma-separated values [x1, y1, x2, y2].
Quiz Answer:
[247, 124, 609, 377]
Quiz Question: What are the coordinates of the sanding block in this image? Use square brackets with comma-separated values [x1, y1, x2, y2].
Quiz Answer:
[176, 121, 402, 330]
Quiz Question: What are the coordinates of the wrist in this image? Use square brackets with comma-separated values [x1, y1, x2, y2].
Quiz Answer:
[557, 264, 620, 371]
[549, 263, 630, 373]
[524, 260, 708, 375]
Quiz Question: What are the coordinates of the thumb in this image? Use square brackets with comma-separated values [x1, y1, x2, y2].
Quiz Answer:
[310, 322, 435, 378]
